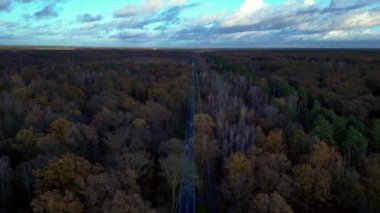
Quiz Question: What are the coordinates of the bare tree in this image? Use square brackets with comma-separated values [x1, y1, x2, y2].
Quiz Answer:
[16, 158, 46, 200]
[0, 156, 12, 204]
[159, 154, 184, 213]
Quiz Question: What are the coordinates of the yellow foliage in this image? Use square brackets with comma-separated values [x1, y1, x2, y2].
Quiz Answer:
[16, 128, 38, 145]
[194, 135, 220, 170]
[294, 164, 332, 207]
[194, 113, 215, 138]
[308, 141, 342, 170]
[12, 86, 33, 101]
[132, 118, 148, 128]
[32, 190, 84, 213]
[48, 117, 71, 139]
[11, 74, 23, 87]
[262, 130, 286, 154]
[225, 153, 252, 176]
[63, 83, 85, 99]
[122, 97, 139, 110]
[148, 86, 167, 99]
[251, 192, 293, 213]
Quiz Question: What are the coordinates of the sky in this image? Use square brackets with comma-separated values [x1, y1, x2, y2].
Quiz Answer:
[0, 0, 379, 48]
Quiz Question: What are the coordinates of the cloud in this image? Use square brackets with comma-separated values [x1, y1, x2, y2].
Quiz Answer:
[15, 0, 377, 47]
[17, 0, 67, 4]
[331, 0, 363, 8]
[239, 0, 265, 14]
[114, 0, 187, 17]
[1, 0, 379, 47]
[113, 3, 198, 29]
[34, 5, 58, 18]
[77, 14, 103, 23]
[161, 0, 380, 47]
[223, 0, 265, 26]
[304, 0, 315, 6]
[67, 23, 113, 39]
[321, 29, 380, 41]
[341, 10, 380, 29]
[110, 31, 165, 47]
[0, 0, 11, 11]
[0, 33, 18, 41]
[329, 0, 373, 8]
[112, 32, 147, 40]
[21, 0, 67, 20]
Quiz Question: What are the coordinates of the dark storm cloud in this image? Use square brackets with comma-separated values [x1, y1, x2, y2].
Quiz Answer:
[77, 14, 103, 23]
[34, 5, 57, 18]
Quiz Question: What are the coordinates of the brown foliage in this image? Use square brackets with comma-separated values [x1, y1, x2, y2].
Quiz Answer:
[250, 192, 293, 213]
[34, 154, 102, 193]
[262, 130, 287, 154]
[32, 190, 84, 213]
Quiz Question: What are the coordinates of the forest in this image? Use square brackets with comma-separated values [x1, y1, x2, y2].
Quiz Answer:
[0, 49, 379, 213]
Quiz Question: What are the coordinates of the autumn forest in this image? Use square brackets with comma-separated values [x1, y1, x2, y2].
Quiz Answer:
[0, 49, 379, 213]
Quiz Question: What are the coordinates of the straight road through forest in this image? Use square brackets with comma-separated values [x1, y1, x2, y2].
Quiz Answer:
[178, 58, 197, 213]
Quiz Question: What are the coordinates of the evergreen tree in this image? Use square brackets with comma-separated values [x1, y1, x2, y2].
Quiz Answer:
[312, 116, 335, 146]
[343, 126, 368, 165]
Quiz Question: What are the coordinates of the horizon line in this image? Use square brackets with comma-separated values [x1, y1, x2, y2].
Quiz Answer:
[1, 45, 380, 50]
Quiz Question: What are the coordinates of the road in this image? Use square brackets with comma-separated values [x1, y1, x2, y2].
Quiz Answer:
[178, 57, 197, 213]
[178, 56, 217, 213]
